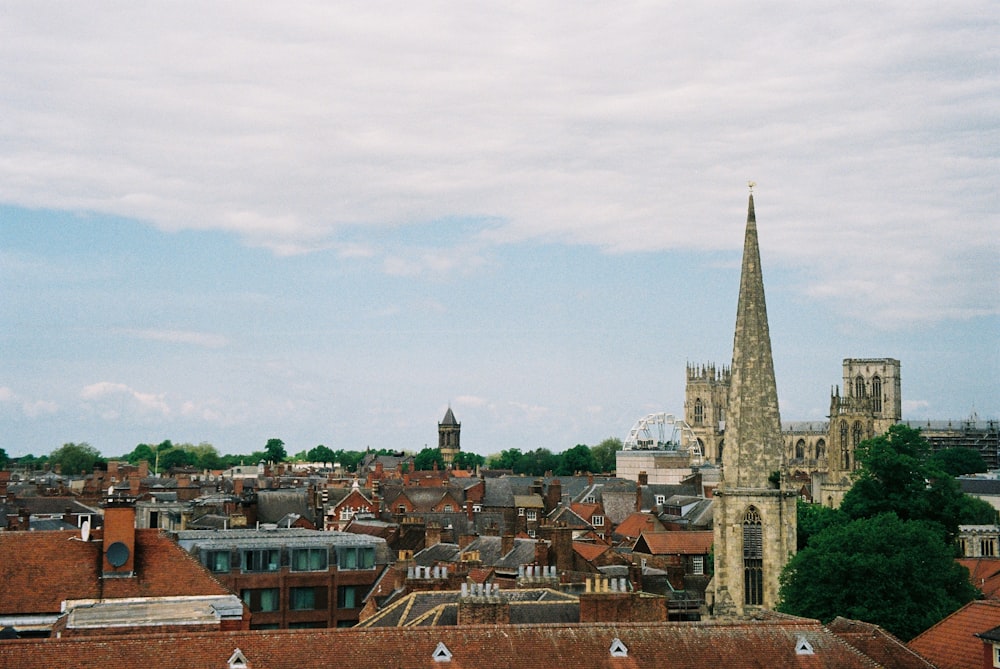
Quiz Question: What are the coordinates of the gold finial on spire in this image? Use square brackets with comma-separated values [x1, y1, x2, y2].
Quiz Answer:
[748, 180, 756, 193]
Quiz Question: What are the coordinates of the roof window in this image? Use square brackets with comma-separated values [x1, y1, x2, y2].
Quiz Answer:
[795, 636, 814, 655]
[228, 648, 249, 669]
[433, 642, 452, 662]
[610, 638, 628, 657]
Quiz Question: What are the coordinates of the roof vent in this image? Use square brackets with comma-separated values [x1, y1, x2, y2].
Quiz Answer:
[795, 636, 814, 655]
[432, 642, 452, 662]
[228, 648, 250, 668]
[610, 638, 628, 657]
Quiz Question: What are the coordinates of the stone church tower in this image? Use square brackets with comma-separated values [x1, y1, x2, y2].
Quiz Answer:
[684, 362, 730, 464]
[710, 192, 797, 617]
[438, 407, 461, 466]
[819, 358, 901, 506]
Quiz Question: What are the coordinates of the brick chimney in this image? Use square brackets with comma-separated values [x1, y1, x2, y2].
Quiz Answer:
[501, 533, 515, 557]
[425, 522, 442, 548]
[638, 470, 648, 486]
[101, 494, 137, 577]
[458, 585, 509, 625]
[138, 460, 149, 478]
[545, 478, 562, 514]
[534, 539, 549, 567]
[234, 478, 244, 496]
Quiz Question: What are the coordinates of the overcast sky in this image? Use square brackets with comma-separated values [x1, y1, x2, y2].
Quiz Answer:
[2, 3, 997, 459]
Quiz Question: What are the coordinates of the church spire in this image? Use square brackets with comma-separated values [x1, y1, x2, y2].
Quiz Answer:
[722, 191, 784, 488]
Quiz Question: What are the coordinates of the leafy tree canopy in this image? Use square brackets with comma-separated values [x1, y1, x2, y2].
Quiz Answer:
[778, 513, 977, 641]
[487, 448, 523, 471]
[590, 437, 622, 474]
[48, 442, 104, 475]
[558, 443, 596, 476]
[514, 448, 558, 477]
[795, 499, 848, 551]
[306, 444, 337, 464]
[929, 446, 988, 477]
[839, 423, 972, 540]
[264, 438, 287, 463]
[453, 451, 485, 470]
[0, 447, 8, 470]
[413, 447, 444, 471]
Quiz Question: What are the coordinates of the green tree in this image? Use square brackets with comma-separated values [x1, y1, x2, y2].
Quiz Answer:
[307, 444, 336, 464]
[158, 446, 194, 470]
[590, 437, 622, 474]
[840, 424, 981, 541]
[264, 438, 287, 463]
[188, 442, 222, 470]
[48, 442, 104, 475]
[0, 447, 8, 470]
[515, 448, 558, 476]
[795, 499, 848, 551]
[929, 447, 988, 477]
[778, 513, 977, 641]
[453, 451, 485, 470]
[558, 443, 596, 475]
[488, 448, 523, 471]
[413, 447, 444, 471]
[126, 443, 156, 466]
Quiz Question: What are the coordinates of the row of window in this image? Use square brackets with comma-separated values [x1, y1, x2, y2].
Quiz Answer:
[240, 585, 362, 612]
[205, 545, 376, 574]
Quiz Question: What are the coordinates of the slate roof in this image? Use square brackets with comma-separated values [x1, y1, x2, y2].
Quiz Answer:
[359, 588, 579, 628]
[256, 488, 312, 524]
[0, 529, 230, 617]
[0, 617, 920, 668]
[908, 599, 1000, 669]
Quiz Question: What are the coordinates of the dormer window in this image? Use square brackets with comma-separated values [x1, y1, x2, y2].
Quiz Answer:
[795, 637, 814, 655]
[228, 648, 249, 669]
[518, 507, 525, 516]
[526, 509, 537, 521]
[592, 515, 604, 526]
[609, 638, 628, 658]
[472, 504, 482, 513]
[433, 642, 452, 662]
[655, 495, 666, 505]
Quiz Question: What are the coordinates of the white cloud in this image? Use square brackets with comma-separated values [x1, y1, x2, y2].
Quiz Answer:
[80, 382, 171, 419]
[0, 3, 996, 324]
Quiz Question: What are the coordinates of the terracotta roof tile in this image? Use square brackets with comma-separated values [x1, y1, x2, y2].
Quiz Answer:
[0, 529, 229, 616]
[908, 599, 1000, 669]
[0, 618, 899, 668]
[633, 530, 713, 555]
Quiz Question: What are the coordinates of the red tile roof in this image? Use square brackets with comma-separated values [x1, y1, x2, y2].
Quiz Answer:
[633, 530, 713, 555]
[573, 541, 609, 563]
[0, 529, 229, 616]
[614, 513, 665, 540]
[827, 617, 935, 668]
[0, 618, 907, 668]
[908, 599, 1000, 669]
[959, 557, 1000, 599]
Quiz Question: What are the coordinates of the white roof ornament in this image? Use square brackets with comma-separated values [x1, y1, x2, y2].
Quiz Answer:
[610, 638, 628, 657]
[228, 648, 250, 668]
[795, 636, 815, 655]
[432, 642, 452, 662]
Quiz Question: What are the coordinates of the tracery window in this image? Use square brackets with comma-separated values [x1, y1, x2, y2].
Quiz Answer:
[694, 399, 704, 425]
[872, 376, 883, 412]
[855, 375, 866, 398]
[795, 439, 805, 460]
[840, 421, 849, 469]
[743, 506, 763, 606]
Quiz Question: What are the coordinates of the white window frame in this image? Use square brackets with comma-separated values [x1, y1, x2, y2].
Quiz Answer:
[592, 515, 604, 526]
[526, 509, 537, 521]
[692, 555, 704, 575]
[518, 507, 525, 516]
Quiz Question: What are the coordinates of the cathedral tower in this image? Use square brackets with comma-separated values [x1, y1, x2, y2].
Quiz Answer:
[438, 407, 461, 466]
[684, 362, 730, 464]
[710, 191, 797, 617]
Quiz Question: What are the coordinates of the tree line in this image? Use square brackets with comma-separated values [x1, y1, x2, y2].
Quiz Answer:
[3, 437, 626, 476]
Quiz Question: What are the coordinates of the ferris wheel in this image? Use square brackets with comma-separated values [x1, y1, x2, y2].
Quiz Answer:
[623, 412, 702, 459]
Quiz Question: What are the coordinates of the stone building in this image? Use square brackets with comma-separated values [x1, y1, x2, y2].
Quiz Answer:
[438, 407, 461, 466]
[708, 192, 797, 617]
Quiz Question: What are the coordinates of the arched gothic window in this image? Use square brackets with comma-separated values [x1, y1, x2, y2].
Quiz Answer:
[816, 439, 826, 460]
[852, 421, 864, 450]
[694, 399, 704, 425]
[855, 375, 866, 398]
[840, 421, 850, 469]
[795, 439, 805, 460]
[743, 506, 763, 606]
[871, 376, 883, 413]
[717, 440, 724, 464]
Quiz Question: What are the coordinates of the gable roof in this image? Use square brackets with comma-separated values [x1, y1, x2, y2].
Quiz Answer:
[614, 513, 665, 541]
[573, 541, 610, 563]
[0, 617, 916, 668]
[958, 557, 1000, 599]
[826, 617, 935, 669]
[633, 531, 713, 556]
[0, 529, 230, 617]
[908, 599, 1000, 669]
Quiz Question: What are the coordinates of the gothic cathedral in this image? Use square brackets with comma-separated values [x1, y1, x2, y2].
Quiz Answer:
[709, 192, 797, 617]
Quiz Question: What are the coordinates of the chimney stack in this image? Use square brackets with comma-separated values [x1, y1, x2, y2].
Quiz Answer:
[101, 494, 137, 577]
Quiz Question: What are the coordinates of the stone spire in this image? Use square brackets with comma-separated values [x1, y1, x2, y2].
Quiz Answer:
[722, 192, 784, 489]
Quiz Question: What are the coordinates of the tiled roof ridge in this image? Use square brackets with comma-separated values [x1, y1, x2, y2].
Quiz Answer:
[909, 597, 1000, 643]
[829, 617, 935, 668]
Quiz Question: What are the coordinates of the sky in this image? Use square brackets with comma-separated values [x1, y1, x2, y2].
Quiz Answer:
[1, 3, 998, 459]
